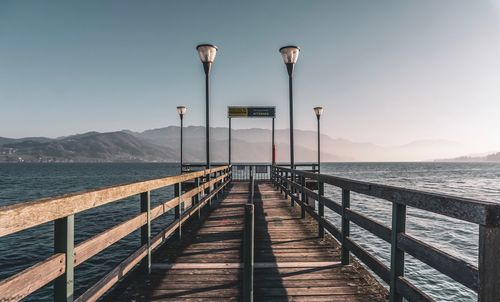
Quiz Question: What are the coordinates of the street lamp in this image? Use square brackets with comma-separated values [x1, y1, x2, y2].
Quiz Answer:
[177, 106, 187, 173]
[279, 45, 300, 170]
[314, 106, 325, 238]
[196, 44, 218, 170]
[313, 106, 323, 173]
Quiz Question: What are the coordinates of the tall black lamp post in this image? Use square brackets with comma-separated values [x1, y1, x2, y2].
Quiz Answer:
[196, 44, 218, 170]
[279, 46, 300, 170]
[314, 106, 325, 238]
[228, 117, 231, 165]
[313, 107, 323, 173]
[177, 106, 187, 173]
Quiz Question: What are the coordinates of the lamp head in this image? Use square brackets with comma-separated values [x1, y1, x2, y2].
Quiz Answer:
[279, 45, 300, 64]
[314, 106, 324, 118]
[196, 44, 218, 63]
[177, 106, 187, 117]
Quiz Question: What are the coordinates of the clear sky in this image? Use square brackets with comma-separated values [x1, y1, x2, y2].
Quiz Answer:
[1, 0, 500, 152]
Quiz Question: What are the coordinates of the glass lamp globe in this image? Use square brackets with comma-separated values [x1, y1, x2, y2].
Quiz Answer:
[314, 107, 324, 117]
[279, 46, 300, 64]
[177, 106, 187, 116]
[196, 44, 218, 63]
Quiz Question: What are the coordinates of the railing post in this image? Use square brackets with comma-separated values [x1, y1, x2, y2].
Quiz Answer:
[140, 191, 151, 274]
[341, 189, 350, 265]
[249, 167, 255, 203]
[206, 171, 212, 207]
[279, 170, 283, 194]
[54, 215, 74, 302]
[243, 203, 254, 302]
[478, 225, 500, 301]
[318, 181, 325, 238]
[389, 203, 406, 302]
[217, 170, 222, 198]
[275, 167, 278, 186]
[195, 176, 201, 219]
[174, 182, 182, 240]
[300, 175, 306, 219]
[214, 170, 219, 200]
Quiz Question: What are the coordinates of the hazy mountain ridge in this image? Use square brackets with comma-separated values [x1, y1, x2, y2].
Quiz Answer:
[0, 126, 476, 163]
[437, 152, 500, 162]
[0, 131, 176, 162]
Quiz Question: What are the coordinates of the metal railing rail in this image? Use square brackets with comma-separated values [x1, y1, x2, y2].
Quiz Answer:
[0, 166, 232, 302]
[271, 165, 500, 302]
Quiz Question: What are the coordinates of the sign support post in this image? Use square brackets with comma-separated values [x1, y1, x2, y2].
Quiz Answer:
[227, 106, 276, 165]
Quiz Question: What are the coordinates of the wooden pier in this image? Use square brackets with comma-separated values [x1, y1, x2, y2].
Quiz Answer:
[109, 181, 386, 301]
[1, 163, 500, 301]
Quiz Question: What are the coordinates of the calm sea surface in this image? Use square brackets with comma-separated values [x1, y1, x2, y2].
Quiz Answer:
[1, 162, 499, 301]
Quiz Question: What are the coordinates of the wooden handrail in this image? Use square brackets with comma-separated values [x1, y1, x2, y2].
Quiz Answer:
[271, 165, 500, 302]
[275, 166, 500, 226]
[0, 165, 228, 237]
[0, 166, 231, 302]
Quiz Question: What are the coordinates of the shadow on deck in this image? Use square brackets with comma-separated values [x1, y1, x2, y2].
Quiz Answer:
[108, 182, 387, 301]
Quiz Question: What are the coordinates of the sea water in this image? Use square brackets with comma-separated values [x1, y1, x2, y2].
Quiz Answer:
[1, 162, 499, 301]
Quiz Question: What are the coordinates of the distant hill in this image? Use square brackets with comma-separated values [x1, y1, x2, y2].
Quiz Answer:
[437, 151, 500, 162]
[486, 152, 500, 161]
[0, 126, 477, 163]
[0, 132, 175, 162]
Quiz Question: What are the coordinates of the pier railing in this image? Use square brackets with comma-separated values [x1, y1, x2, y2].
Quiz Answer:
[271, 165, 500, 302]
[183, 163, 317, 181]
[0, 165, 231, 302]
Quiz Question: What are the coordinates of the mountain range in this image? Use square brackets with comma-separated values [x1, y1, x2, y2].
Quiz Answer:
[437, 152, 500, 162]
[0, 126, 488, 163]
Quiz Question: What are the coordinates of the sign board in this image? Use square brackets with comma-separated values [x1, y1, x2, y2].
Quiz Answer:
[228, 106, 275, 118]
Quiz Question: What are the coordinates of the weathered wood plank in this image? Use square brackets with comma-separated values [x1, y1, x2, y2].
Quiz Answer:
[398, 233, 478, 291]
[75, 243, 148, 302]
[0, 253, 65, 301]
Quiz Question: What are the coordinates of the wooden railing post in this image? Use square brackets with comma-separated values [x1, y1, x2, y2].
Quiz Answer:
[478, 225, 500, 301]
[217, 170, 222, 198]
[243, 203, 254, 302]
[174, 182, 182, 240]
[206, 172, 212, 207]
[318, 181, 325, 238]
[54, 215, 74, 302]
[140, 191, 151, 274]
[300, 175, 306, 219]
[270, 166, 274, 186]
[214, 170, 219, 200]
[341, 189, 350, 265]
[279, 170, 284, 194]
[249, 167, 255, 203]
[195, 176, 201, 219]
[389, 203, 406, 302]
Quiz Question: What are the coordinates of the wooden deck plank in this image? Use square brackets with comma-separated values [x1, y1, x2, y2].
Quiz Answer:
[252, 182, 387, 301]
[109, 181, 387, 301]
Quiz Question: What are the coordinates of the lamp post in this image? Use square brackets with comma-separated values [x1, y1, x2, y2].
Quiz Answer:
[313, 107, 323, 173]
[314, 106, 325, 238]
[279, 45, 300, 170]
[272, 117, 275, 165]
[228, 117, 231, 165]
[196, 44, 218, 170]
[177, 106, 187, 173]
